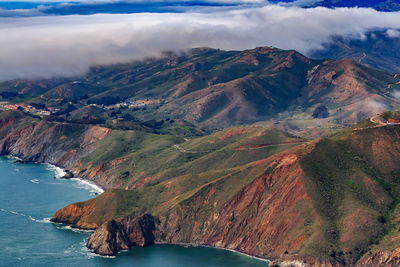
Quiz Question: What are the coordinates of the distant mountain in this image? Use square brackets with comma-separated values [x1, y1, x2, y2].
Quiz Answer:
[310, 31, 400, 74]
[316, 0, 400, 11]
[1, 0, 399, 18]
[1, 46, 400, 137]
[0, 1, 254, 17]
[271, 0, 400, 11]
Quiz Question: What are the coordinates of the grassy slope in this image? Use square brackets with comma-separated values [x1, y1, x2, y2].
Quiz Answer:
[82, 125, 303, 189]
[66, 118, 400, 265]
[0, 110, 303, 188]
[298, 123, 400, 264]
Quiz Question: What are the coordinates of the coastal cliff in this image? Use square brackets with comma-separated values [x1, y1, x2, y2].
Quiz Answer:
[0, 111, 115, 188]
[87, 214, 155, 255]
[50, 203, 99, 230]
[49, 119, 400, 266]
[3, 110, 400, 266]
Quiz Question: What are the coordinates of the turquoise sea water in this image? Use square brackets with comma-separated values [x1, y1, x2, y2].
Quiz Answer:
[0, 156, 268, 267]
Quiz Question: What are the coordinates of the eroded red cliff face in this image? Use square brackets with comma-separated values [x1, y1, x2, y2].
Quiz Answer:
[356, 249, 400, 267]
[51, 203, 98, 230]
[157, 153, 317, 261]
[50, 126, 400, 266]
[0, 113, 118, 188]
[52, 150, 329, 263]
[87, 214, 155, 256]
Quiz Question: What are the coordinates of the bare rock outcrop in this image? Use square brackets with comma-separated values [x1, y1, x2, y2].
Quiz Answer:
[87, 214, 155, 256]
[356, 249, 400, 267]
[50, 203, 98, 230]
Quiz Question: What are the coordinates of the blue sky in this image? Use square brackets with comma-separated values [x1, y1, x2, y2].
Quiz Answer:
[0, 0, 268, 16]
[0, 0, 319, 16]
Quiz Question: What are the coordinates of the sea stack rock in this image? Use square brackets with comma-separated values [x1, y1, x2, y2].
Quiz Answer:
[87, 214, 155, 256]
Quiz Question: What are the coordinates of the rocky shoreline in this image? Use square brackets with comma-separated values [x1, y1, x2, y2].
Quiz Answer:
[5, 153, 105, 193]
[51, 207, 274, 263]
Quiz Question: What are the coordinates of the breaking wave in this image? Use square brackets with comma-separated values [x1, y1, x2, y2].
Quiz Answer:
[0, 208, 50, 223]
[70, 178, 104, 194]
[56, 225, 94, 233]
[29, 216, 51, 223]
[44, 164, 66, 178]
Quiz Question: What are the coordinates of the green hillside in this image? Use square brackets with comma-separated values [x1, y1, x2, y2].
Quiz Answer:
[14, 107, 393, 265]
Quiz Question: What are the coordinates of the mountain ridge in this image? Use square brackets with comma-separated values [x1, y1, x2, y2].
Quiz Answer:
[311, 31, 400, 74]
[1, 46, 400, 137]
[271, 0, 400, 11]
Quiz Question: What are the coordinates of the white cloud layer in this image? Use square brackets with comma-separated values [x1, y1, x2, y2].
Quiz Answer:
[1, 5, 400, 81]
[387, 29, 400, 38]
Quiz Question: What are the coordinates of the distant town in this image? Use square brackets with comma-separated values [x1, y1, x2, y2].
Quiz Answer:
[0, 99, 153, 117]
[0, 102, 55, 116]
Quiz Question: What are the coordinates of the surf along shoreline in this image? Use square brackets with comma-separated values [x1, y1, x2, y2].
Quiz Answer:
[4, 154, 272, 264]
[5, 154, 105, 194]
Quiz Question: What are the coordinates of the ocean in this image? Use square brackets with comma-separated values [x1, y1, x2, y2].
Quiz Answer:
[0, 156, 268, 267]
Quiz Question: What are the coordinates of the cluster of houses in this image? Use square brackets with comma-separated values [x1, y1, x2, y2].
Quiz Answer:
[0, 98, 152, 117]
[91, 100, 148, 109]
[118, 101, 146, 108]
[0, 102, 56, 116]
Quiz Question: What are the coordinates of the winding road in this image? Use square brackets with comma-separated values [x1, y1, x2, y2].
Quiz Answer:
[173, 138, 306, 154]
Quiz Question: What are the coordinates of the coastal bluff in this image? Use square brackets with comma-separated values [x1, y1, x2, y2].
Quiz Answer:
[2, 110, 400, 266]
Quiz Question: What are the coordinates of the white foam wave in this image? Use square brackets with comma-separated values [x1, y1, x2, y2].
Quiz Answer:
[1, 208, 52, 224]
[44, 164, 104, 194]
[30, 179, 39, 184]
[64, 238, 99, 259]
[1, 208, 27, 217]
[71, 178, 104, 194]
[91, 253, 116, 259]
[29, 216, 51, 223]
[6, 155, 21, 161]
[44, 164, 66, 178]
[56, 225, 94, 233]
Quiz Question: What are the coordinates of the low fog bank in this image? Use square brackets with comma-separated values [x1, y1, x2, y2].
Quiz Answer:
[1, 5, 400, 81]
